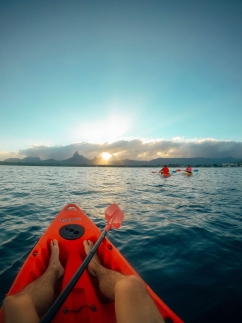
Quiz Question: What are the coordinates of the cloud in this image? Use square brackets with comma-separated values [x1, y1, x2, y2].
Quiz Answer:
[0, 151, 26, 161]
[0, 138, 239, 161]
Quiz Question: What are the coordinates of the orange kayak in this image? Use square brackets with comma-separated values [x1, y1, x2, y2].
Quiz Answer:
[0, 204, 183, 323]
[161, 173, 171, 178]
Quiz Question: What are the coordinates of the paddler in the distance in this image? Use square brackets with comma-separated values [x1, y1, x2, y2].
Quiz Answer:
[185, 165, 192, 173]
[159, 165, 170, 175]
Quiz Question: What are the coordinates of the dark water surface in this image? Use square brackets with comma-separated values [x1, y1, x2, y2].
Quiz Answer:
[0, 166, 242, 322]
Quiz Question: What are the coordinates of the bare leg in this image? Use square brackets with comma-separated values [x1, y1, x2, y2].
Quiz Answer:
[3, 240, 64, 323]
[83, 240, 164, 323]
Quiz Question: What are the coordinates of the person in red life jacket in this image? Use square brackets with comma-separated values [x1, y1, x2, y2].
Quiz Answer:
[185, 165, 192, 173]
[160, 165, 170, 174]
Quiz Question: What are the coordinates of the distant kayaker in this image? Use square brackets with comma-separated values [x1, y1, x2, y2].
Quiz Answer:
[185, 165, 192, 173]
[2, 240, 165, 323]
[159, 165, 170, 175]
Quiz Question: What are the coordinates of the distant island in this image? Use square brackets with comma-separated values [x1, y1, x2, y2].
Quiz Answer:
[1, 151, 242, 167]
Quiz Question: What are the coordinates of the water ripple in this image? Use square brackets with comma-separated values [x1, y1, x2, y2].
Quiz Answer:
[0, 166, 242, 322]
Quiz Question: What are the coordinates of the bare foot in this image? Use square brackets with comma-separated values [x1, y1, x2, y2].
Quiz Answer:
[83, 240, 101, 277]
[49, 240, 64, 279]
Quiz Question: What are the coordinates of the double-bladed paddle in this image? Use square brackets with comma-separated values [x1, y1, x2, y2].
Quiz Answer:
[40, 204, 124, 323]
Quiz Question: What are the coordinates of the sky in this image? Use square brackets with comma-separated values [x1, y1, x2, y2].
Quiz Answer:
[1, 0, 242, 161]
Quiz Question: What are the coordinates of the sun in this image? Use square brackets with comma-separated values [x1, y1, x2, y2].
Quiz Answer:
[102, 152, 112, 160]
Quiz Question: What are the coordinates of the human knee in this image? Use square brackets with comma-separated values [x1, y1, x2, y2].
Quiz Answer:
[3, 294, 40, 323]
[3, 294, 32, 311]
[3, 295, 17, 307]
[3, 295, 20, 311]
[116, 275, 146, 295]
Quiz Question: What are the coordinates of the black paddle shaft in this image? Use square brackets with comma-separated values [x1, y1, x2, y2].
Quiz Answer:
[40, 229, 108, 323]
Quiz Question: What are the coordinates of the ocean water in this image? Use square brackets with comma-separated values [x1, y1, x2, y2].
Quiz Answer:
[0, 165, 242, 322]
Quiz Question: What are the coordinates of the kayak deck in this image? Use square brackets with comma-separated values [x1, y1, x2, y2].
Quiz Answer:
[0, 204, 183, 323]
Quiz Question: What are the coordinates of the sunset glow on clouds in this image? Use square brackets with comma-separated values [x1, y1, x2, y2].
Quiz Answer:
[0, 138, 241, 162]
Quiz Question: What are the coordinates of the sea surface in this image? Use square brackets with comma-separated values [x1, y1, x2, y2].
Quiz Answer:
[0, 166, 242, 322]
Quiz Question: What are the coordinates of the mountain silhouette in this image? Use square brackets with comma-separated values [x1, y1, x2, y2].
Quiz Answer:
[2, 152, 241, 166]
[60, 151, 90, 165]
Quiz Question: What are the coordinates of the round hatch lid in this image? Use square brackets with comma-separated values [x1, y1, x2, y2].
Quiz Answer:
[59, 224, 85, 240]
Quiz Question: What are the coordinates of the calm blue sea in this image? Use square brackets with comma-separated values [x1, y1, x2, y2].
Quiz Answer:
[0, 166, 242, 322]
